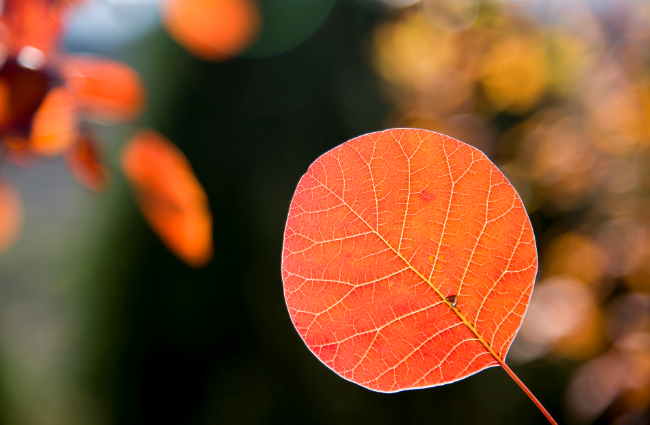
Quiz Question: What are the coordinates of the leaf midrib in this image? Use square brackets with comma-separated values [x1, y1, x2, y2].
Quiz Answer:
[311, 174, 508, 369]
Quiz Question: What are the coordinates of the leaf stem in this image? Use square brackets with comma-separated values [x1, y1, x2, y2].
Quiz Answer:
[498, 360, 558, 425]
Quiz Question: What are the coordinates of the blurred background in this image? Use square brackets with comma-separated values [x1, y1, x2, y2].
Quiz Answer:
[0, 0, 649, 423]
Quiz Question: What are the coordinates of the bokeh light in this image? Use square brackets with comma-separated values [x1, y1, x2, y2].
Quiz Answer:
[162, 0, 260, 60]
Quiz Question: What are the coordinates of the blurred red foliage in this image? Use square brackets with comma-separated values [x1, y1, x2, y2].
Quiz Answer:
[0, 0, 214, 266]
[122, 129, 213, 267]
[61, 56, 146, 123]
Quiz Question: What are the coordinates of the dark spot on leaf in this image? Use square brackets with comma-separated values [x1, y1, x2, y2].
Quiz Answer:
[419, 189, 437, 202]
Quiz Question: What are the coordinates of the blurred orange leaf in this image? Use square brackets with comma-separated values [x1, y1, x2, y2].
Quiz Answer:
[66, 136, 109, 192]
[29, 86, 78, 156]
[162, 0, 260, 61]
[121, 129, 212, 267]
[30, 87, 78, 155]
[0, 0, 70, 57]
[0, 181, 23, 253]
[62, 56, 145, 123]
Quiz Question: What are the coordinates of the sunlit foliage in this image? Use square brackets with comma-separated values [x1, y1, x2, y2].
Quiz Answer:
[0, 0, 213, 266]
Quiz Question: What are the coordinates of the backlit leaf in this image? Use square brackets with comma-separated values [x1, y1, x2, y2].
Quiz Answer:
[282, 129, 538, 393]
[121, 129, 213, 267]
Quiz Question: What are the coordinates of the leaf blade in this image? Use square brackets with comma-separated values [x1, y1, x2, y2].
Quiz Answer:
[282, 129, 537, 392]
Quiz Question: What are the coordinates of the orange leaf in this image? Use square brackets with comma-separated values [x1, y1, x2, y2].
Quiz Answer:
[162, 0, 260, 61]
[0, 0, 69, 57]
[30, 86, 78, 156]
[66, 136, 110, 192]
[0, 181, 23, 253]
[282, 129, 554, 421]
[121, 129, 212, 267]
[62, 56, 145, 123]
